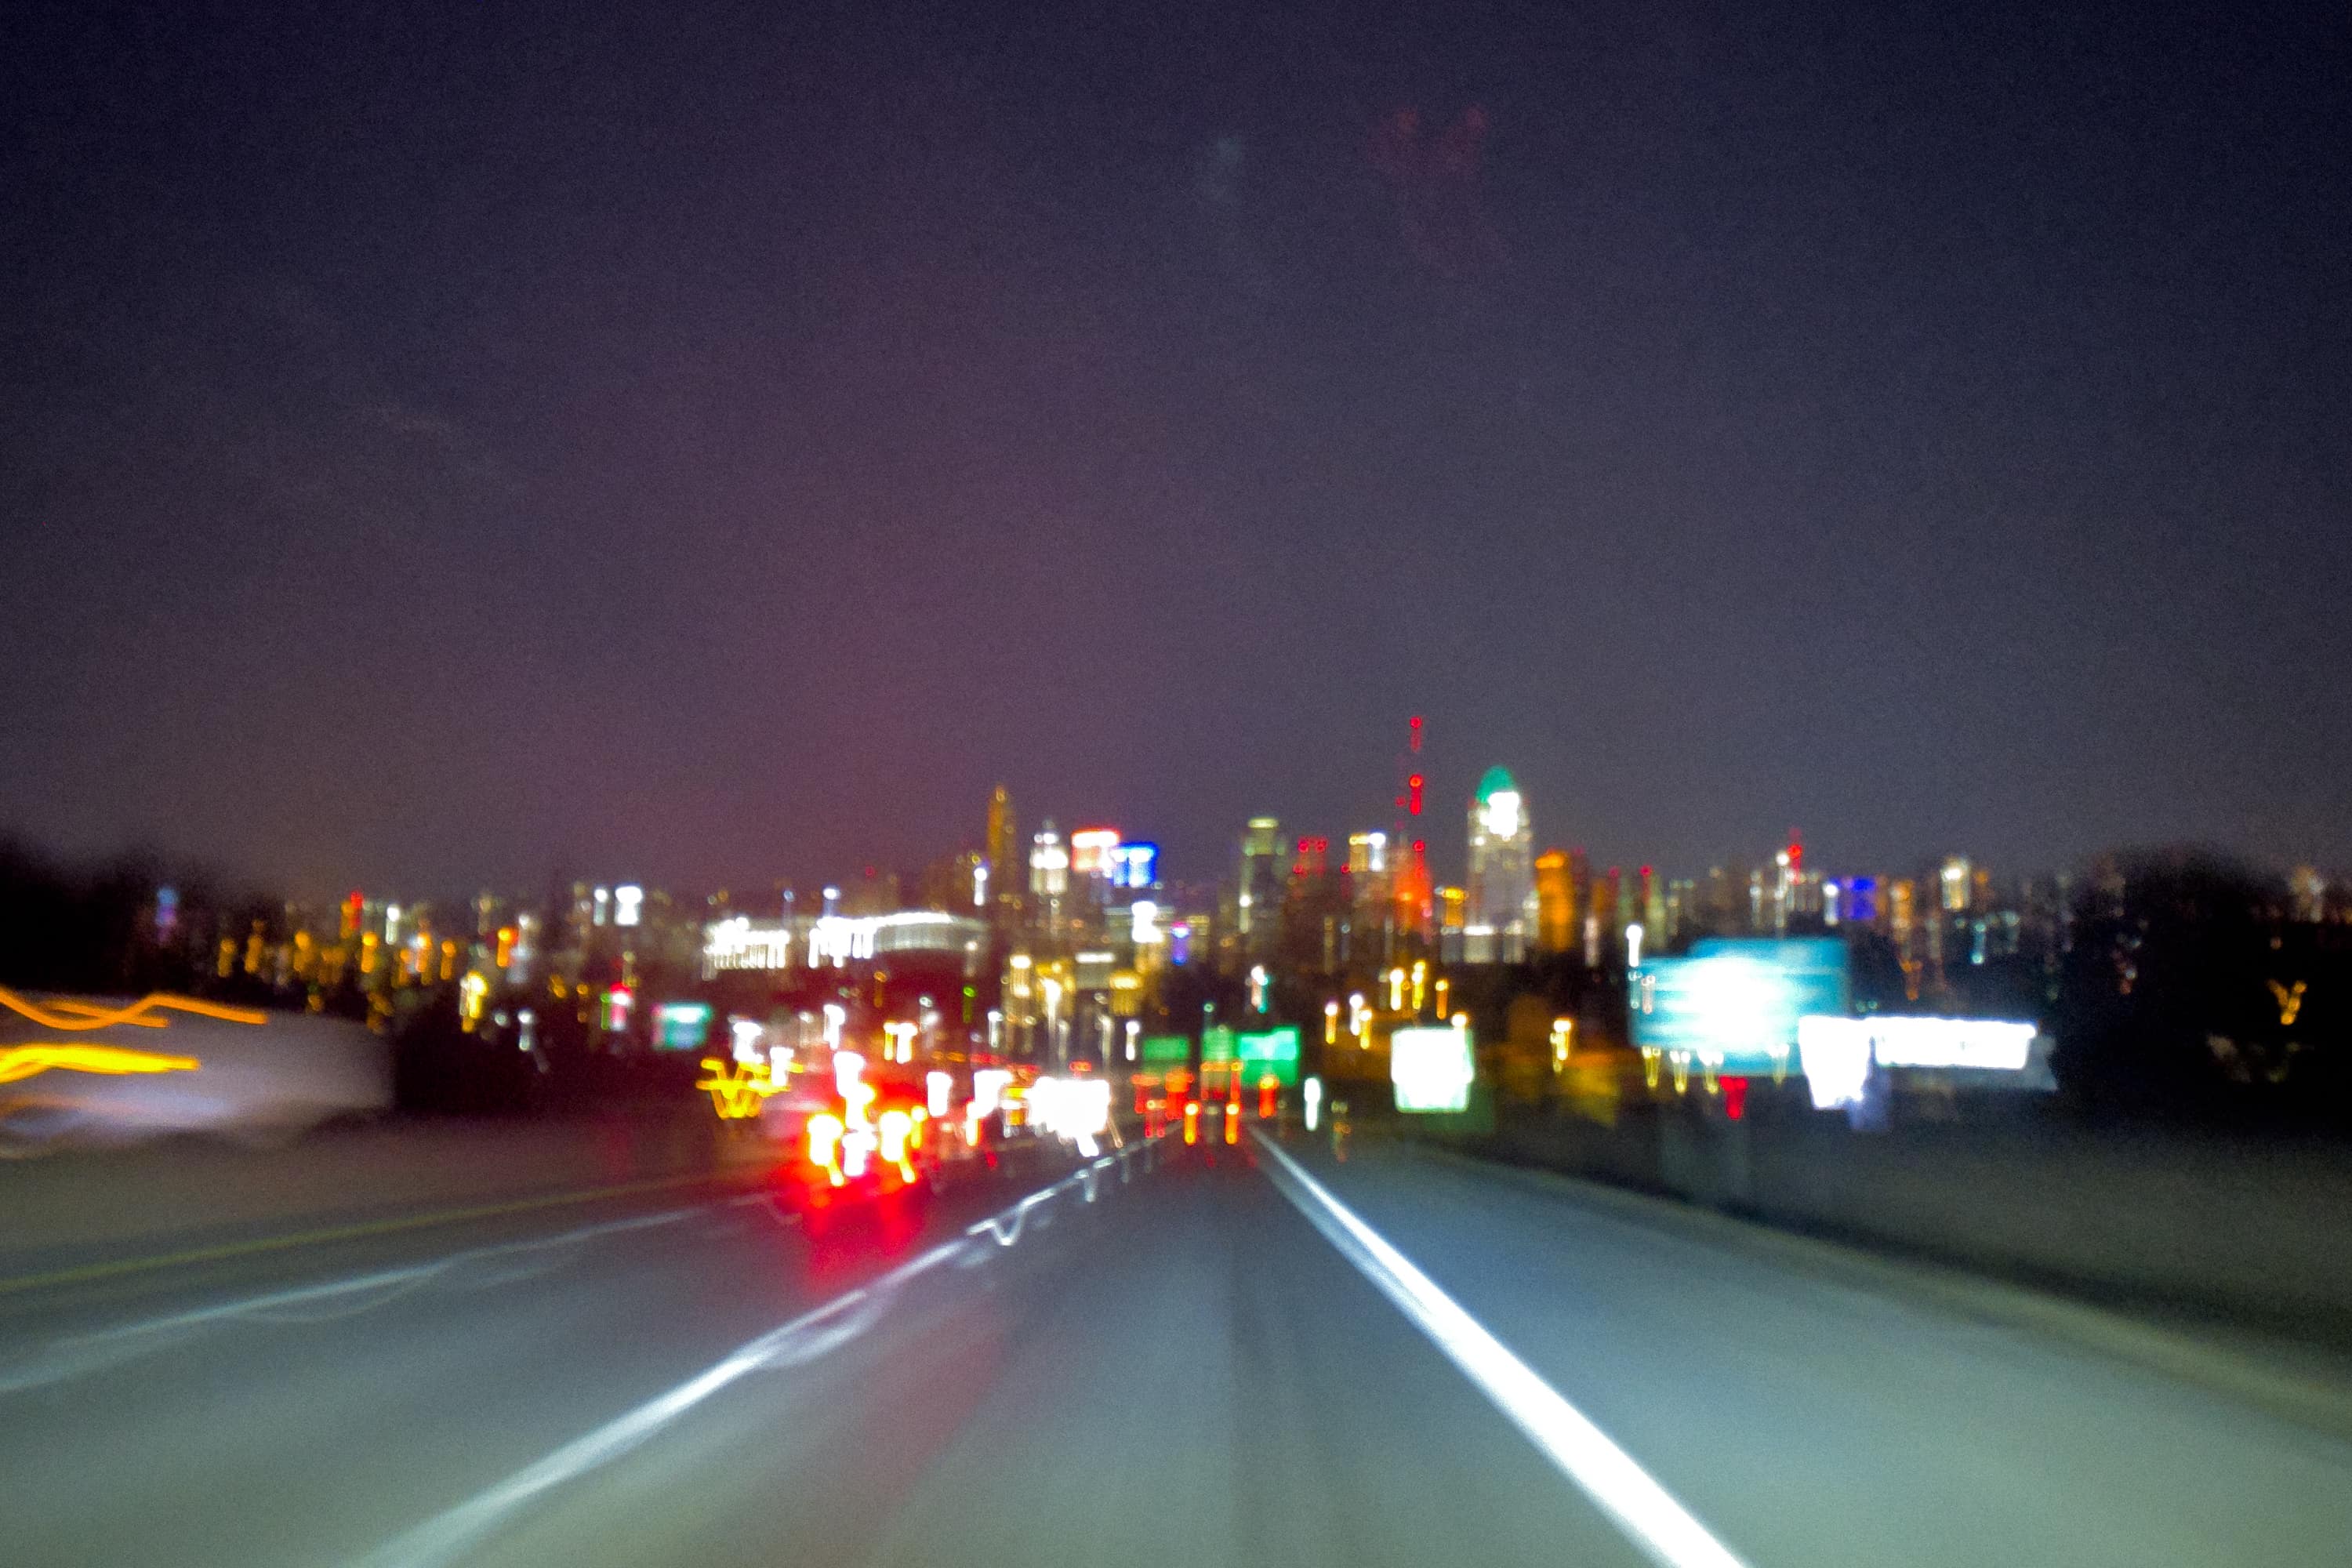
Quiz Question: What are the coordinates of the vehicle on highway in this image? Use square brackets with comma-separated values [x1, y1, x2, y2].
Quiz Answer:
[761, 1051, 941, 1233]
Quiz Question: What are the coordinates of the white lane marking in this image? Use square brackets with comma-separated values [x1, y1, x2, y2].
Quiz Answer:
[354, 1139, 1171, 1568]
[967, 1187, 1057, 1247]
[964, 1134, 1167, 1245]
[1251, 1130, 1751, 1568]
[352, 1244, 955, 1568]
[0, 1207, 706, 1395]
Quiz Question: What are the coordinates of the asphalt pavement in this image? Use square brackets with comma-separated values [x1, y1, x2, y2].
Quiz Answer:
[4, 1119, 2350, 1567]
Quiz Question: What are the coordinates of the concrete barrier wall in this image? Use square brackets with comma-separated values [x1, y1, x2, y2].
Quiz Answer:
[1433, 1098, 2352, 1348]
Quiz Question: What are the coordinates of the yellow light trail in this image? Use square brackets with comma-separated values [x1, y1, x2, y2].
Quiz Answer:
[695, 1058, 786, 1120]
[0, 990, 267, 1031]
[0, 1044, 202, 1087]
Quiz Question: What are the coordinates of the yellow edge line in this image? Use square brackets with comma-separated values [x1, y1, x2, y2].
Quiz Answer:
[0, 1168, 754, 1298]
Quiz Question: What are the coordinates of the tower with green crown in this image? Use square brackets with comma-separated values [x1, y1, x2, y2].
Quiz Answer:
[1466, 765, 1537, 961]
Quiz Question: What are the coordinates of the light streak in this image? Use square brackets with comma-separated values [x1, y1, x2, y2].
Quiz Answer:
[694, 1058, 785, 1120]
[0, 1044, 202, 1087]
[0, 990, 266, 1031]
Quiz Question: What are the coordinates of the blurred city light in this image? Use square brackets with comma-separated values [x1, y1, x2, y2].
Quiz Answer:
[1631, 938, 1848, 1076]
[1392, 1025, 1475, 1113]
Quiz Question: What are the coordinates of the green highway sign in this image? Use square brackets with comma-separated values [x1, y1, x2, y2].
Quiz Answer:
[1237, 1025, 1301, 1086]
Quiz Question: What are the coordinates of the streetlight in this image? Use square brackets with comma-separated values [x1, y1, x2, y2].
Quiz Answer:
[1324, 999, 1340, 1044]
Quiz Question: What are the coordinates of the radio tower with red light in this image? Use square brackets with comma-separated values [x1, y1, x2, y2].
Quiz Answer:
[1394, 715, 1433, 939]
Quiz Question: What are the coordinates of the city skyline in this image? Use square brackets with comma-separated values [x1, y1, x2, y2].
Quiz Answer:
[6, 2, 2347, 899]
[24, 761, 2325, 941]
[7, 9, 2350, 1563]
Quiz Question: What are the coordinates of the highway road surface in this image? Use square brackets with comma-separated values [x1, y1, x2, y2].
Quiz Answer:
[5, 1119, 2351, 1566]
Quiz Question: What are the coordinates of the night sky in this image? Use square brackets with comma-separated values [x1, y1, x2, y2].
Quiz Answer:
[4, 1, 2346, 902]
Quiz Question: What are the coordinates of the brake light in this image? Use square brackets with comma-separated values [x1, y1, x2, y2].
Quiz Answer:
[878, 1108, 916, 1182]
[808, 1112, 846, 1187]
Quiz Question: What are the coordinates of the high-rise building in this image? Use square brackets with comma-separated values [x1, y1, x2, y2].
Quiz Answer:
[1070, 827, 1121, 913]
[1940, 856, 1973, 913]
[1392, 836, 1433, 942]
[1029, 822, 1068, 930]
[918, 850, 985, 913]
[1437, 884, 1468, 962]
[1238, 815, 1283, 956]
[985, 786, 1019, 920]
[1588, 866, 1622, 966]
[1534, 849, 1577, 953]
[1665, 877, 1695, 947]
[1465, 766, 1536, 960]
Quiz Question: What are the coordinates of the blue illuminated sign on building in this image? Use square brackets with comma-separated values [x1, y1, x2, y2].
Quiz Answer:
[1110, 842, 1159, 889]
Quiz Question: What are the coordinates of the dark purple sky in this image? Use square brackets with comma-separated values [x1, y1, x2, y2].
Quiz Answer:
[4, 1, 2346, 902]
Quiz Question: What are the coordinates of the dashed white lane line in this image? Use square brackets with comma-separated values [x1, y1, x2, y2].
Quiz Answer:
[353, 1135, 1171, 1568]
[0, 1207, 710, 1394]
[350, 1243, 953, 1568]
[1251, 1128, 1751, 1568]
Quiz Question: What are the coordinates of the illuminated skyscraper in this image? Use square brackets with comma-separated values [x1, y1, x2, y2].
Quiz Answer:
[1437, 884, 1468, 962]
[1347, 830, 1393, 954]
[1238, 815, 1283, 957]
[985, 786, 1019, 920]
[1534, 849, 1577, 953]
[1940, 856, 1973, 913]
[1029, 822, 1068, 930]
[1465, 767, 1536, 961]
[1070, 827, 1121, 913]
